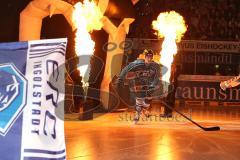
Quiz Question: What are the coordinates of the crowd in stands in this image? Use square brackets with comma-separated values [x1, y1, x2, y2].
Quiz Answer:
[129, 0, 240, 41]
[183, 0, 240, 41]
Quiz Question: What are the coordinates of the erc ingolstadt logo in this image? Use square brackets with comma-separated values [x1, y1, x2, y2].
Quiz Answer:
[0, 64, 27, 136]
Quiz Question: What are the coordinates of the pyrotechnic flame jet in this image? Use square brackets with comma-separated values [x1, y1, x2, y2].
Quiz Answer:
[152, 11, 187, 88]
[72, 0, 104, 90]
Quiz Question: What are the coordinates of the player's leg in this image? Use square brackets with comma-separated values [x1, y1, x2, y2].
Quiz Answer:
[134, 97, 150, 123]
[142, 97, 152, 118]
[134, 104, 142, 123]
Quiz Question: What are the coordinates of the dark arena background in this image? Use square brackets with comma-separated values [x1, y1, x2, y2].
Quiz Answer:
[0, 0, 240, 160]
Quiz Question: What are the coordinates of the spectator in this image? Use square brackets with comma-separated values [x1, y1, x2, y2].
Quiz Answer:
[128, 0, 240, 41]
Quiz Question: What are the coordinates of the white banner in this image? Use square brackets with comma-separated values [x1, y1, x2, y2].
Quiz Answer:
[21, 39, 66, 160]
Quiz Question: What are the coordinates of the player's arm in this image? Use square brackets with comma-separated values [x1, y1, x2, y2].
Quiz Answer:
[116, 60, 144, 84]
[150, 62, 161, 88]
[220, 75, 240, 90]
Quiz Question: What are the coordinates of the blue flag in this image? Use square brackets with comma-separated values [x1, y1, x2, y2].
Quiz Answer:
[0, 39, 67, 160]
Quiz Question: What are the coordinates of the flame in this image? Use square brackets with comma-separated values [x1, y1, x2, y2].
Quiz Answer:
[152, 11, 187, 83]
[72, 0, 104, 86]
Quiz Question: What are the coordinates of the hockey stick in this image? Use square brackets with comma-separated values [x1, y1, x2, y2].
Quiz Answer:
[161, 101, 220, 131]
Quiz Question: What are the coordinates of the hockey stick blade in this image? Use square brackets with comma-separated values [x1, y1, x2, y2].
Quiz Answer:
[161, 101, 220, 131]
[202, 126, 220, 131]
